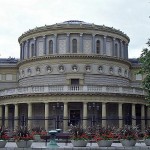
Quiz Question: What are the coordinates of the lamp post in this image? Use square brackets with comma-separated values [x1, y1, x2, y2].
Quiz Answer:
[52, 102, 63, 129]
[88, 102, 100, 126]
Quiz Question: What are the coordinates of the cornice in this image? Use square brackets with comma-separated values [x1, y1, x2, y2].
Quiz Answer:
[18, 23, 130, 43]
[0, 92, 145, 100]
[17, 54, 131, 68]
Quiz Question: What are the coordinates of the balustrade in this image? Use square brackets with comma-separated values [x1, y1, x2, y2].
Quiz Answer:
[0, 85, 145, 97]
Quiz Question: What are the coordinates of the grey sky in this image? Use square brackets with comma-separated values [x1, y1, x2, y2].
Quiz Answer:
[0, 0, 149, 58]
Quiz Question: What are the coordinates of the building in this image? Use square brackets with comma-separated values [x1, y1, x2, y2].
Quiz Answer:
[0, 20, 148, 131]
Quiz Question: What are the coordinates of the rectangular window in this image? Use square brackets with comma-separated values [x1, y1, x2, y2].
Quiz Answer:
[6, 74, 13, 81]
[71, 79, 79, 85]
[136, 74, 142, 80]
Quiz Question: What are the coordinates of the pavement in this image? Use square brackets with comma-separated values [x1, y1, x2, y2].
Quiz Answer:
[2, 141, 150, 150]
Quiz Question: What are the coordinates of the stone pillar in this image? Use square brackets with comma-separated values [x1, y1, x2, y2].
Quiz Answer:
[0, 105, 2, 125]
[125, 43, 128, 59]
[80, 33, 83, 53]
[4, 104, 8, 127]
[103, 36, 106, 55]
[34, 38, 37, 56]
[112, 38, 115, 56]
[20, 43, 22, 61]
[66, 33, 70, 53]
[63, 102, 68, 131]
[27, 40, 29, 59]
[22, 42, 24, 60]
[43, 36, 47, 55]
[147, 106, 150, 126]
[120, 40, 123, 58]
[45, 102, 49, 131]
[14, 104, 19, 128]
[28, 103, 32, 128]
[141, 104, 145, 131]
[92, 34, 95, 53]
[132, 104, 136, 126]
[83, 102, 87, 128]
[54, 34, 57, 54]
[102, 102, 106, 127]
[118, 103, 123, 128]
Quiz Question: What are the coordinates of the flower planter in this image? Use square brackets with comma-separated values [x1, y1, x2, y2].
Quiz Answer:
[16, 140, 33, 148]
[120, 139, 136, 147]
[71, 140, 88, 147]
[144, 139, 150, 146]
[97, 140, 113, 147]
[33, 134, 41, 142]
[0, 140, 7, 148]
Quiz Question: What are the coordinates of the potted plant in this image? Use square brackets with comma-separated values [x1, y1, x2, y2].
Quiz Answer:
[93, 126, 114, 147]
[144, 127, 150, 146]
[32, 126, 47, 142]
[13, 126, 33, 148]
[69, 125, 89, 147]
[0, 126, 10, 148]
[117, 126, 139, 147]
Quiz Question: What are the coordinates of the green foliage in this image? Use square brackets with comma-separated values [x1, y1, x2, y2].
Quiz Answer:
[138, 39, 150, 104]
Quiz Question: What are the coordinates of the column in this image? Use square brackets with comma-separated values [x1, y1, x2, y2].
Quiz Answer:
[28, 103, 32, 128]
[43, 36, 47, 55]
[20, 43, 22, 61]
[124, 43, 128, 59]
[0, 105, 2, 125]
[66, 33, 70, 53]
[132, 104, 136, 126]
[118, 103, 123, 128]
[14, 104, 19, 128]
[27, 40, 29, 59]
[54, 34, 57, 54]
[34, 38, 37, 56]
[103, 36, 106, 55]
[22, 42, 24, 60]
[141, 104, 145, 131]
[80, 33, 83, 53]
[4, 104, 8, 127]
[63, 102, 68, 131]
[112, 38, 115, 56]
[147, 105, 150, 126]
[102, 102, 106, 127]
[92, 34, 95, 53]
[45, 102, 49, 131]
[119, 40, 123, 58]
[83, 102, 87, 128]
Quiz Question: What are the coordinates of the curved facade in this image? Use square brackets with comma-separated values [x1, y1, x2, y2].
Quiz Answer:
[0, 20, 148, 131]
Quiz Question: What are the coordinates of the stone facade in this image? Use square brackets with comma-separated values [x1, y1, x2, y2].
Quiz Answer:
[0, 20, 148, 131]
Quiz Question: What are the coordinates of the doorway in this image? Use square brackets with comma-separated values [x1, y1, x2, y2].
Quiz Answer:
[70, 110, 80, 126]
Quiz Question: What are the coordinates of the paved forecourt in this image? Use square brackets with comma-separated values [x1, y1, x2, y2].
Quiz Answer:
[2, 142, 150, 150]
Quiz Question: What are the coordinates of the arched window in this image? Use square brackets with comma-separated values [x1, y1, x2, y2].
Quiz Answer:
[96, 40, 100, 54]
[72, 39, 77, 53]
[31, 44, 34, 57]
[114, 43, 118, 56]
[49, 40, 53, 54]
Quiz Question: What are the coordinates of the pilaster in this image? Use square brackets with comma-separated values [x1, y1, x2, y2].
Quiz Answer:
[63, 102, 68, 131]
[83, 102, 87, 128]
[102, 102, 106, 127]
[45, 102, 49, 131]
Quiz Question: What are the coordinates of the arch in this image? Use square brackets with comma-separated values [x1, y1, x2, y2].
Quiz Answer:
[49, 40, 53, 54]
[72, 39, 77, 53]
[96, 40, 101, 54]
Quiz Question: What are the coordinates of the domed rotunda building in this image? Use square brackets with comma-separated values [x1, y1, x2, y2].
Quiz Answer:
[0, 20, 148, 131]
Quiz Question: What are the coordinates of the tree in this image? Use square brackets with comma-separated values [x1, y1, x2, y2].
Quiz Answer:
[138, 39, 150, 105]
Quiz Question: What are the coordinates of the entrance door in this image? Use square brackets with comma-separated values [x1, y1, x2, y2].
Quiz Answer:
[70, 110, 80, 126]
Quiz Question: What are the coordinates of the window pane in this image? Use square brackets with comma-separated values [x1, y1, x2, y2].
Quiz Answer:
[72, 39, 77, 53]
